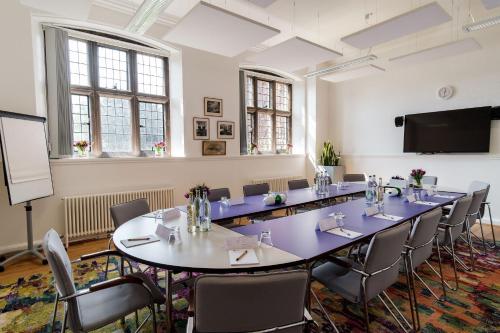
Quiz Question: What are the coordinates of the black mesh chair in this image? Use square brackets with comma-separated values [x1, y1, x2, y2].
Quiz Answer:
[312, 222, 413, 333]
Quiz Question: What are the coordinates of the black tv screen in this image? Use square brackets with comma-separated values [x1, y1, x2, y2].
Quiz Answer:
[403, 107, 491, 153]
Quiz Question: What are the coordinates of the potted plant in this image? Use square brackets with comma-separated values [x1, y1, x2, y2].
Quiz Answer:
[73, 140, 89, 157]
[410, 169, 426, 188]
[318, 141, 343, 182]
[286, 143, 293, 154]
[153, 141, 166, 157]
[249, 143, 258, 155]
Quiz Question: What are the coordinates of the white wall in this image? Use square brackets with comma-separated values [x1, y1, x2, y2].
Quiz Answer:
[329, 43, 500, 222]
[0, 1, 311, 253]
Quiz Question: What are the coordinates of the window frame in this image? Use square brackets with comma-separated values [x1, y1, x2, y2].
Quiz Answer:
[68, 37, 170, 157]
[245, 75, 292, 154]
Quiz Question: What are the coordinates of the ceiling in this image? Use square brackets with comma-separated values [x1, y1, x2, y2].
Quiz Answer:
[21, 0, 500, 75]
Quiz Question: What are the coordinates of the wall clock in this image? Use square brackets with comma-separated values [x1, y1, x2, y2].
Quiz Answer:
[437, 86, 454, 100]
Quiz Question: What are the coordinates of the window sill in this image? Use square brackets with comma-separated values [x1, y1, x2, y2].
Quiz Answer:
[49, 153, 305, 166]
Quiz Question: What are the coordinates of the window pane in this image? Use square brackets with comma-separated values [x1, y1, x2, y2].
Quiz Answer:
[98, 46, 128, 90]
[100, 97, 131, 152]
[276, 116, 289, 151]
[71, 94, 91, 148]
[257, 112, 273, 152]
[69, 39, 89, 86]
[246, 113, 254, 146]
[276, 82, 290, 112]
[246, 76, 254, 107]
[257, 80, 272, 109]
[137, 54, 165, 96]
[139, 102, 164, 151]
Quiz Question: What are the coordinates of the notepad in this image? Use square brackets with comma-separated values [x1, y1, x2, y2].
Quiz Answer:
[229, 249, 259, 266]
[143, 211, 160, 219]
[414, 200, 439, 206]
[326, 228, 363, 239]
[372, 213, 403, 221]
[120, 235, 160, 248]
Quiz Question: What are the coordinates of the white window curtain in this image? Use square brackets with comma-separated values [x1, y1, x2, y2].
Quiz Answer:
[44, 26, 73, 157]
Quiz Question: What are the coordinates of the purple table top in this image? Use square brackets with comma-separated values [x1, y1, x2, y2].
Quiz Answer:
[178, 183, 366, 221]
[234, 190, 465, 261]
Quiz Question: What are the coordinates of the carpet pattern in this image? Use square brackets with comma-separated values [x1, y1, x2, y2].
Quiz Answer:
[0, 241, 498, 333]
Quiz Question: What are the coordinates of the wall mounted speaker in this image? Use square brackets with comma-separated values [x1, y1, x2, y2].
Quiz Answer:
[492, 107, 500, 120]
[395, 116, 404, 127]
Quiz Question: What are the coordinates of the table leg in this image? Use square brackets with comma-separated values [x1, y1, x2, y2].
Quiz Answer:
[166, 270, 173, 332]
[305, 262, 312, 311]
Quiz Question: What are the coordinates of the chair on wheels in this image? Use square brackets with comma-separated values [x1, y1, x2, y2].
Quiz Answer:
[343, 174, 366, 182]
[105, 199, 151, 278]
[312, 222, 413, 333]
[43, 229, 165, 333]
[207, 187, 240, 228]
[402, 208, 445, 331]
[186, 270, 315, 333]
[437, 195, 472, 290]
[243, 183, 279, 223]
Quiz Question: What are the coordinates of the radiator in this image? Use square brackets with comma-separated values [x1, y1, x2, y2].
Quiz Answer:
[251, 176, 302, 192]
[63, 187, 174, 246]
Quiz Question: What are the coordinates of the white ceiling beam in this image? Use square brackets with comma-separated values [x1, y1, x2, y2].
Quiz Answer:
[126, 0, 175, 34]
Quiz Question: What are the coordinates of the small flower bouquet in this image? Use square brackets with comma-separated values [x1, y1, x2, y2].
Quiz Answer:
[287, 143, 293, 154]
[153, 141, 166, 157]
[73, 140, 89, 157]
[249, 143, 258, 155]
[410, 168, 426, 187]
[184, 184, 210, 199]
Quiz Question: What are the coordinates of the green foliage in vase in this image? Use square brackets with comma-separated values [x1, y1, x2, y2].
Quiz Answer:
[319, 141, 341, 166]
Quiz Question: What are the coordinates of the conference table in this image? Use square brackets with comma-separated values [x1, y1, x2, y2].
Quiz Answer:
[113, 185, 465, 332]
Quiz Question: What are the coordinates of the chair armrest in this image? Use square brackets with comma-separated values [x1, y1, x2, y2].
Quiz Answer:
[89, 275, 144, 292]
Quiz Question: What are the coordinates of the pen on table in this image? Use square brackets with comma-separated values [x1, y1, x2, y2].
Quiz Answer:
[128, 237, 150, 241]
[236, 250, 248, 261]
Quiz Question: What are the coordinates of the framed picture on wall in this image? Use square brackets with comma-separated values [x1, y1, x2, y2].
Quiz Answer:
[204, 97, 223, 117]
[217, 121, 235, 139]
[193, 117, 210, 140]
[202, 140, 226, 156]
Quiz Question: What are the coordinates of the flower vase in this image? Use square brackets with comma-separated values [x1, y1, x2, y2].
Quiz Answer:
[154, 148, 164, 157]
[414, 179, 422, 188]
[77, 148, 86, 158]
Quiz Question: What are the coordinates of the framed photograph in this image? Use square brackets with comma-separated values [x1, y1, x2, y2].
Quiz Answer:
[193, 117, 210, 140]
[204, 97, 223, 117]
[202, 140, 226, 156]
[217, 121, 235, 139]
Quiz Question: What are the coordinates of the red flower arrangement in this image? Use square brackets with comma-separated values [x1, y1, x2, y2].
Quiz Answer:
[154, 141, 166, 150]
[410, 168, 426, 186]
[73, 140, 89, 151]
[184, 184, 210, 199]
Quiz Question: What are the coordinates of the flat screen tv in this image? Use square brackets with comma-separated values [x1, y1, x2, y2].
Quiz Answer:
[403, 107, 491, 153]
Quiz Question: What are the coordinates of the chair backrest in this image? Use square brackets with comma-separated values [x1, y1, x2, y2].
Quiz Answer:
[288, 179, 309, 190]
[468, 181, 490, 216]
[363, 222, 411, 301]
[343, 173, 366, 182]
[43, 229, 82, 331]
[207, 188, 231, 202]
[409, 175, 438, 185]
[110, 198, 150, 229]
[465, 188, 488, 229]
[445, 195, 472, 242]
[193, 270, 308, 333]
[407, 208, 442, 268]
[243, 183, 270, 197]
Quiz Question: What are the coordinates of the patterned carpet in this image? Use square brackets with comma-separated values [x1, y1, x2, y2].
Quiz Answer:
[0, 241, 498, 333]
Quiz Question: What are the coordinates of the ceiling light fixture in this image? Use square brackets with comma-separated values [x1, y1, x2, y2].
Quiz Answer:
[463, 15, 500, 32]
[320, 65, 386, 83]
[304, 55, 377, 78]
[127, 0, 175, 34]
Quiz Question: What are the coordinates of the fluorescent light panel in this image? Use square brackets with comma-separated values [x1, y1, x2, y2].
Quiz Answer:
[463, 15, 500, 32]
[389, 38, 481, 65]
[248, 0, 278, 7]
[482, 0, 500, 10]
[246, 37, 342, 72]
[304, 54, 377, 78]
[164, 1, 280, 57]
[341, 2, 451, 49]
[127, 0, 174, 34]
[320, 65, 386, 83]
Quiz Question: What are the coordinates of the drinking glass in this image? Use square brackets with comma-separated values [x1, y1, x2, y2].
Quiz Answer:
[415, 192, 421, 202]
[377, 202, 385, 216]
[259, 230, 273, 247]
[168, 226, 181, 245]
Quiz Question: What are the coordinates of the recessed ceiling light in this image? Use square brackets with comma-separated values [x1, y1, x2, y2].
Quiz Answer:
[463, 15, 500, 32]
[320, 65, 386, 83]
[481, 0, 500, 10]
[246, 37, 342, 72]
[164, 1, 280, 57]
[389, 38, 481, 65]
[304, 55, 377, 78]
[127, 0, 175, 35]
[341, 2, 451, 49]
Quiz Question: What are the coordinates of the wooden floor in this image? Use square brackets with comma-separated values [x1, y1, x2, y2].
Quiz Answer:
[0, 223, 498, 282]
